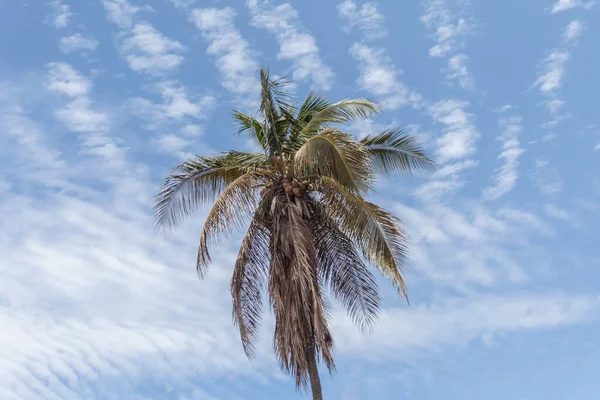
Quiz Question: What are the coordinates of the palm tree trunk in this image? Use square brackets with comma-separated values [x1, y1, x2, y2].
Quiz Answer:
[306, 340, 323, 400]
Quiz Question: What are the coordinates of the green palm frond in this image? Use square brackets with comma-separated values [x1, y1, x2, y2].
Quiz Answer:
[309, 202, 380, 330]
[361, 128, 435, 175]
[288, 99, 379, 151]
[294, 128, 375, 194]
[316, 176, 410, 301]
[196, 172, 262, 276]
[154, 152, 269, 231]
[296, 93, 331, 124]
[232, 111, 267, 152]
[260, 68, 293, 157]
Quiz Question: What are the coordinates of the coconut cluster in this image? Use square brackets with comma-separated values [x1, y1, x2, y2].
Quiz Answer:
[263, 176, 314, 198]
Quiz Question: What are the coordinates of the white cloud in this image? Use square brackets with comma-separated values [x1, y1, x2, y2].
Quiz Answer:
[445, 53, 473, 89]
[45, 62, 91, 97]
[482, 116, 525, 201]
[191, 7, 260, 103]
[421, 0, 469, 57]
[337, 0, 387, 40]
[103, 0, 140, 28]
[392, 201, 557, 289]
[429, 100, 479, 163]
[544, 203, 570, 221]
[248, 1, 334, 90]
[122, 23, 185, 74]
[497, 208, 556, 237]
[421, 0, 473, 88]
[45, 63, 125, 168]
[59, 33, 99, 54]
[551, 0, 596, 13]
[50, 0, 71, 28]
[0, 87, 67, 188]
[350, 43, 423, 110]
[130, 81, 214, 125]
[530, 159, 564, 196]
[534, 20, 584, 115]
[535, 51, 570, 94]
[334, 293, 600, 359]
[563, 20, 584, 44]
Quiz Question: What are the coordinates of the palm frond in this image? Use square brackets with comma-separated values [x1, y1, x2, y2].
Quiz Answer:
[232, 111, 268, 152]
[269, 193, 334, 389]
[361, 128, 435, 175]
[154, 152, 270, 231]
[289, 99, 378, 151]
[196, 172, 262, 277]
[231, 193, 273, 358]
[297, 93, 331, 124]
[260, 68, 293, 157]
[316, 176, 410, 301]
[309, 202, 380, 330]
[294, 128, 375, 194]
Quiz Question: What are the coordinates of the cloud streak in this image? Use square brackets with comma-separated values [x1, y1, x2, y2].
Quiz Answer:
[482, 116, 525, 201]
[248, 1, 334, 90]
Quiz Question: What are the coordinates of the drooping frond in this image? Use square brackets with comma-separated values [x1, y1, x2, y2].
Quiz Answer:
[316, 176, 410, 301]
[231, 192, 273, 358]
[154, 151, 271, 231]
[232, 111, 267, 152]
[288, 99, 379, 151]
[197, 172, 262, 277]
[294, 128, 375, 194]
[268, 192, 334, 389]
[361, 128, 435, 175]
[308, 201, 380, 330]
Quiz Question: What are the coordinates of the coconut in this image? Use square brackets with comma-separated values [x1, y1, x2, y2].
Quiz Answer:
[299, 183, 306, 191]
[307, 184, 314, 191]
[302, 180, 309, 186]
[291, 181, 299, 188]
[285, 185, 293, 194]
[293, 187, 302, 196]
[266, 182, 272, 188]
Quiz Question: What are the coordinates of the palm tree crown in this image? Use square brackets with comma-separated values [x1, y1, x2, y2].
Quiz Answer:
[154, 68, 434, 399]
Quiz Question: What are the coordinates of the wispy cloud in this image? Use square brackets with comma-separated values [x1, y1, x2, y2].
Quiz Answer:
[191, 7, 260, 105]
[534, 20, 584, 115]
[544, 203, 570, 221]
[0, 84, 67, 188]
[59, 33, 99, 54]
[421, 0, 474, 88]
[337, 2, 422, 110]
[121, 22, 185, 74]
[563, 19, 585, 44]
[551, 0, 596, 13]
[103, 0, 140, 29]
[350, 43, 423, 110]
[529, 159, 564, 196]
[247, 1, 334, 90]
[337, 0, 387, 40]
[49, 0, 71, 28]
[444, 53, 473, 89]
[482, 116, 525, 201]
[429, 100, 479, 163]
[393, 201, 555, 289]
[45, 63, 125, 169]
[334, 293, 600, 358]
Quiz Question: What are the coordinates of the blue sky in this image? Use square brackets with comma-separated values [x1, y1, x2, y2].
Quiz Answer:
[1, 0, 600, 398]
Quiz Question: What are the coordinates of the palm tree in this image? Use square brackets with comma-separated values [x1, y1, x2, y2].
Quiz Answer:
[153, 68, 434, 400]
